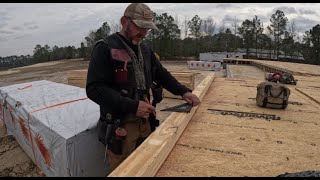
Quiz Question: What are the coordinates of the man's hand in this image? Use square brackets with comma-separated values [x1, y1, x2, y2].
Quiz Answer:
[182, 92, 200, 107]
[136, 101, 156, 119]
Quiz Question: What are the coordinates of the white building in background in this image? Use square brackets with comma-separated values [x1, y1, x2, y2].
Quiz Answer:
[199, 48, 305, 62]
[236, 48, 305, 61]
[199, 52, 245, 62]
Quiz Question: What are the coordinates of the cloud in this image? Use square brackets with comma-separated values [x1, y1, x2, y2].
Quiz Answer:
[0, 14, 11, 29]
[11, 26, 23, 31]
[258, 15, 270, 24]
[23, 21, 37, 26]
[14, 34, 30, 39]
[223, 14, 235, 22]
[215, 3, 238, 9]
[0, 22, 8, 29]
[0, 30, 14, 34]
[22, 21, 39, 30]
[27, 25, 39, 30]
[1, 3, 320, 57]
[0, 9, 10, 17]
[292, 16, 319, 32]
[299, 9, 317, 15]
[0, 37, 8, 42]
[272, 6, 297, 15]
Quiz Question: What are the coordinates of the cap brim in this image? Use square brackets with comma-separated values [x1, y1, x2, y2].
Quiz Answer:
[132, 19, 159, 31]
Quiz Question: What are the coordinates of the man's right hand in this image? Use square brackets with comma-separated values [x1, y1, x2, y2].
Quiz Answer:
[136, 101, 156, 119]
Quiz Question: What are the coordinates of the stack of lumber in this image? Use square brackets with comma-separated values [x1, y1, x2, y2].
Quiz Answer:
[163, 71, 196, 99]
[67, 70, 88, 88]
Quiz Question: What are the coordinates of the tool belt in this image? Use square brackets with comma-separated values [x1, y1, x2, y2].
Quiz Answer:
[106, 119, 124, 155]
[98, 116, 124, 155]
[97, 81, 162, 155]
[98, 108, 159, 155]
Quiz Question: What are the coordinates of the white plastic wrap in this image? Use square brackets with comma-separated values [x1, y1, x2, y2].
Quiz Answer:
[0, 80, 105, 177]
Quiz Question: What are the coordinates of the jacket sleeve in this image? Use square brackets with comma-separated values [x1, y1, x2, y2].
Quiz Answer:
[86, 42, 139, 118]
[150, 52, 192, 96]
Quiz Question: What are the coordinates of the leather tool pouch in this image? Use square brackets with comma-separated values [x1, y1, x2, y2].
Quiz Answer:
[107, 119, 124, 155]
[108, 133, 124, 155]
[98, 116, 124, 155]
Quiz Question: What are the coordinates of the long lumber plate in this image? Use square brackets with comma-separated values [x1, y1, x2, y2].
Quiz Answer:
[108, 72, 215, 177]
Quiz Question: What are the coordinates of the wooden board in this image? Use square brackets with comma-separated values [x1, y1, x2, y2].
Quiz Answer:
[163, 72, 195, 99]
[66, 70, 196, 96]
[156, 77, 320, 177]
[293, 75, 320, 89]
[224, 58, 320, 76]
[108, 72, 215, 177]
[67, 69, 87, 88]
[255, 60, 320, 76]
[296, 87, 320, 105]
[163, 82, 194, 99]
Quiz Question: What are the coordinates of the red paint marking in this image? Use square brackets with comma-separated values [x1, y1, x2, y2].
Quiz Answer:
[17, 85, 32, 90]
[35, 133, 52, 168]
[18, 117, 30, 142]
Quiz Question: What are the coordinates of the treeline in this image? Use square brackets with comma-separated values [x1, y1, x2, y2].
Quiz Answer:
[1, 9, 319, 70]
[0, 44, 86, 70]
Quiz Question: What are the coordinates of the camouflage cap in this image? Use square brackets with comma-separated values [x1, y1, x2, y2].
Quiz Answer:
[124, 3, 158, 30]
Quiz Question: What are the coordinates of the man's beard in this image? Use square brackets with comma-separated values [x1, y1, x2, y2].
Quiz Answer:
[125, 27, 144, 45]
[131, 39, 141, 45]
[130, 34, 143, 45]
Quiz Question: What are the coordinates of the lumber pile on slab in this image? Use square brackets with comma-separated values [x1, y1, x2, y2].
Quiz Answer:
[67, 70, 88, 88]
[163, 72, 196, 99]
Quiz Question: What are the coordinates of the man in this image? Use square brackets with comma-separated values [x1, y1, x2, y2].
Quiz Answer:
[86, 3, 200, 175]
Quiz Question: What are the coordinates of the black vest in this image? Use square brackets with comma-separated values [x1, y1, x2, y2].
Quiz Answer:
[94, 34, 155, 120]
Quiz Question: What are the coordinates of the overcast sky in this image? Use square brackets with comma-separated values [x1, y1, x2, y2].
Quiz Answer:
[1, 3, 319, 57]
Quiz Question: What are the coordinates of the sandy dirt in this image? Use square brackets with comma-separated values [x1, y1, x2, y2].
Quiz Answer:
[0, 58, 225, 177]
[0, 59, 89, 87]
[0, 135, 44, 177]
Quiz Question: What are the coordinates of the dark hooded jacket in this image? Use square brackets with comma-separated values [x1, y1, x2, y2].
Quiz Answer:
[86, 33, 191, 122]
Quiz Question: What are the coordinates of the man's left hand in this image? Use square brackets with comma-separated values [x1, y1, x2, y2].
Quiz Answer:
[182, 92, 200, 107]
